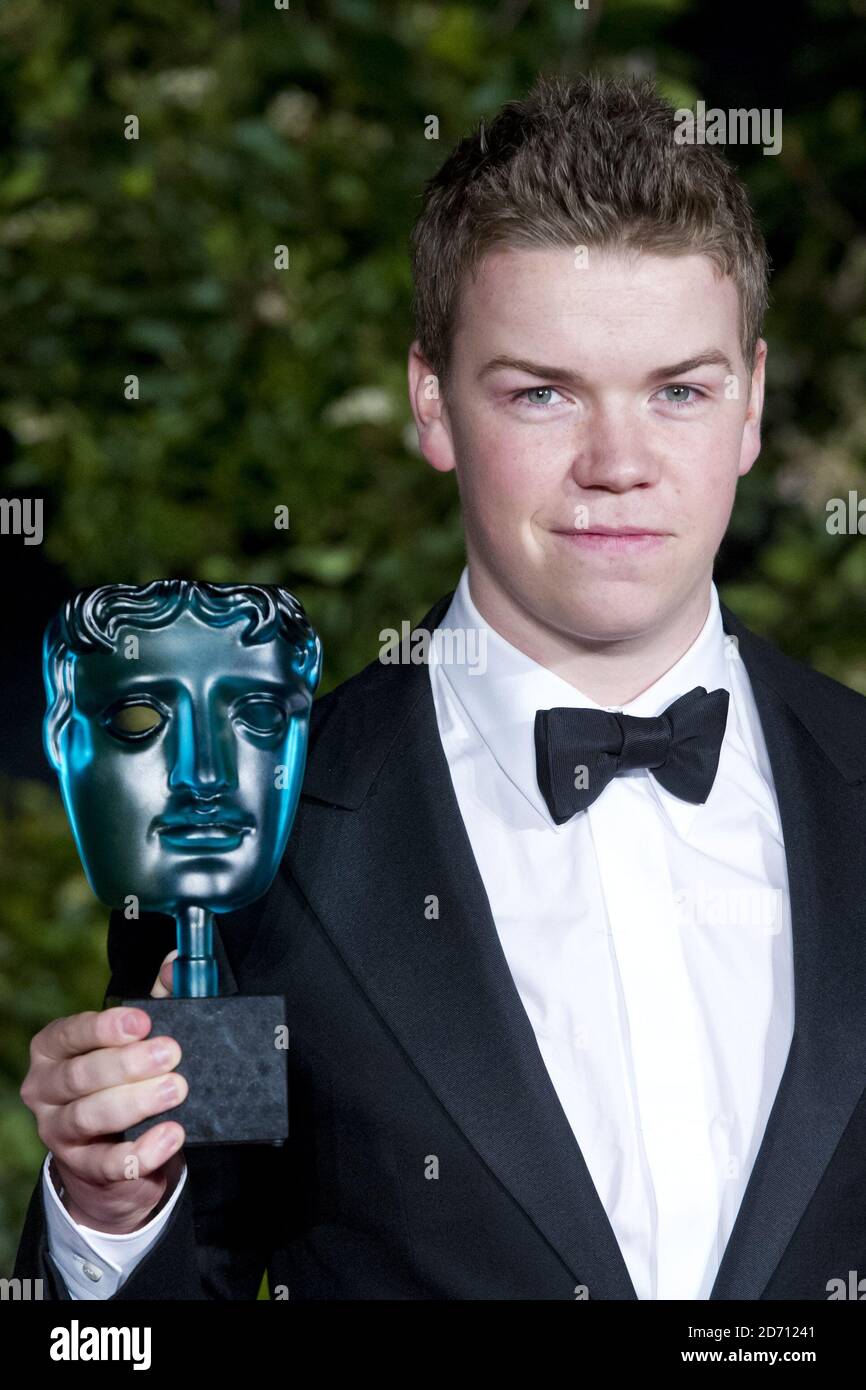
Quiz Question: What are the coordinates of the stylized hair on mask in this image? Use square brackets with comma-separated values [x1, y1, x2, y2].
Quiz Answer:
[43, 581, 322, 770]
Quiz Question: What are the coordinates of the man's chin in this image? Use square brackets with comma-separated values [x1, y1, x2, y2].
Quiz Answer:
[534, 591, 676, 646]
[559, 617, 664, 646]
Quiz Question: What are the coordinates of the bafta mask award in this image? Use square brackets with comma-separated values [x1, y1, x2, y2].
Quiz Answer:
[42, 581, 322, 1146]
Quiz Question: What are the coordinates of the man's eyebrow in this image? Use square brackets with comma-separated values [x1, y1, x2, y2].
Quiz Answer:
[477, 349, 735, 385]
[645, 349, 735, 380]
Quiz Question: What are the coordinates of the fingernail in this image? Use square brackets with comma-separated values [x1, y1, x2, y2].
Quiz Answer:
[121, 1012, 143, 1037]
[158, 1079, 179, 1103]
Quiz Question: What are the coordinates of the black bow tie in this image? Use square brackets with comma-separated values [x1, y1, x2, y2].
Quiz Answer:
[534, 685, 730, 823]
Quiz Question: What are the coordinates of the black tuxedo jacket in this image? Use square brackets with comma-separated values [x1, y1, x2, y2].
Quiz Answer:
[15, 592, 866, 1299]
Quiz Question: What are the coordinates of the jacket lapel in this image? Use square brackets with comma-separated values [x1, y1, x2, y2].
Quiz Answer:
[289, 590, 638, 1298]
[709, 603, 866, 1298]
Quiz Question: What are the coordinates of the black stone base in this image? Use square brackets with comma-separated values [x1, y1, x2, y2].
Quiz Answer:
[119, 994, 288, 1146]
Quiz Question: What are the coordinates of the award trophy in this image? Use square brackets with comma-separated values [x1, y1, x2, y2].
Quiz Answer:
[42, 581, 322, 1146]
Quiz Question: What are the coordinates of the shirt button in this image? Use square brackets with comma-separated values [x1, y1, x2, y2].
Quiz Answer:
[81, 1261, 103, 1282]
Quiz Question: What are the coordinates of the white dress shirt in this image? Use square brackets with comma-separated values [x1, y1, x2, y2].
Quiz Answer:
[43, 567, 794, 1300]
[428, 568, 794, 1299]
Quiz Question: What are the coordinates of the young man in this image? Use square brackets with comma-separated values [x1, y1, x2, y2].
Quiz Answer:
[16, 72, 866, 1301]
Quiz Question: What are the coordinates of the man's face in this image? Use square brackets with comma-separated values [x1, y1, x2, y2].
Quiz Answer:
[55, 610, 311, 915]
[409, 246, 765, 647]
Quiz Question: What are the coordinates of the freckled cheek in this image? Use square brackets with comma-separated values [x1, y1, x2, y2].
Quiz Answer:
[668, 429, 740, 489]
[669, 481, 738, 556]
[461, 449, 544, 530]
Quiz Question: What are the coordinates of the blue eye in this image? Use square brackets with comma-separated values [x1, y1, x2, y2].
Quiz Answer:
[656, 384, 704, 409]
[514, 386, 564, 408]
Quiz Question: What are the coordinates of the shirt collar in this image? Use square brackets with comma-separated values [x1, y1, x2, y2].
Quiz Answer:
[429, 565, 735, 836]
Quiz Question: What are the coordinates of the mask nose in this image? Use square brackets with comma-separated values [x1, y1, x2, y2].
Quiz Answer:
[168, 698, 237, 796]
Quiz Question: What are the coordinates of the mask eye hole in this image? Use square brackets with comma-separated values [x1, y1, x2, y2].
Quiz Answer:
[232, 696, 288, 737]
[103, 702, 166, 740]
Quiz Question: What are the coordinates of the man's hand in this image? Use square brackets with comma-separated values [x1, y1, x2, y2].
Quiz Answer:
[20, 948, 187, 1234]
[149, 947, 178, 1000]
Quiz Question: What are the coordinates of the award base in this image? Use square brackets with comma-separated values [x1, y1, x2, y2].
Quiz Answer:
[119, 994, 288, 1146]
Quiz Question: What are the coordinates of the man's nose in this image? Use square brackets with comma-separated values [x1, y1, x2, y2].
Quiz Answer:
[569, 401, 662, 491]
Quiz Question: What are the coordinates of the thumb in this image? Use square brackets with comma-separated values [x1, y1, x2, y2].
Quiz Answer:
[151, 949, 178, 999]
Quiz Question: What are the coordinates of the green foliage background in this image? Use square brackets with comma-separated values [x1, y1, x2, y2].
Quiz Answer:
[1, 0, 864, 1285]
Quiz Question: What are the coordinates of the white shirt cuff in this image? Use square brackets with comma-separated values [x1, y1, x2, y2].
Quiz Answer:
[41, 1150, 188, 1300]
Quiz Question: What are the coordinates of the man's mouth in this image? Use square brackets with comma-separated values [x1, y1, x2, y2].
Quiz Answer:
[551, 525, 669, 552]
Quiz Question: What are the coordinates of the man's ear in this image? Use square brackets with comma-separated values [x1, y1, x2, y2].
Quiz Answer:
[407, 340, 457, 475]
[738, 338, 767, 479]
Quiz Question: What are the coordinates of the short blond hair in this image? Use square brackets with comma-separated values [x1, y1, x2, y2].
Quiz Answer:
[410, 71, 771, 388]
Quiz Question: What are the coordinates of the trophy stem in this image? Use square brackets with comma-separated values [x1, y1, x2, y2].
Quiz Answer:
[172, 905, 218, 999]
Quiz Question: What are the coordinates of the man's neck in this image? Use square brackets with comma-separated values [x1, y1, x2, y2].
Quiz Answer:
[465, 570, 713, 707]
